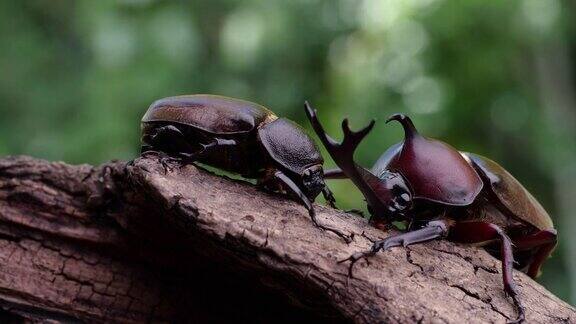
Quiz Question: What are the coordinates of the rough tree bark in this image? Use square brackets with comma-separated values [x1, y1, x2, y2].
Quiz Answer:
[0, 155, 573, 323]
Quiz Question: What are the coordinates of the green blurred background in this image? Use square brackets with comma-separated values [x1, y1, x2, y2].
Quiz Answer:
[1, 0, 574, 305]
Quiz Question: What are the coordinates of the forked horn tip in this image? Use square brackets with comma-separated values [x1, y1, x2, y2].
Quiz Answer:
[304, 101, 316, 117]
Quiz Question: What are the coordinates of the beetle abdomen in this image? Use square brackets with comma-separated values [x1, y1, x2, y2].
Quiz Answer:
[142, 95, 277, 135]
[464, 153, 554, 231]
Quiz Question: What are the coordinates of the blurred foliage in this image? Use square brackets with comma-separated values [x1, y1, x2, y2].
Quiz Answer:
[0, 0, 575, 305]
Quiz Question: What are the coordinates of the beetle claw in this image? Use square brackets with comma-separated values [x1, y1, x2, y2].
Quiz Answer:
[339, 250, 376, 278]
[315, 223, 353, 243]
[159, 156, 181, 174]
[506, 292, 526, 323]
[506, 311, 525, 324]
[140, 150, 178, 174]
[502, 283, 526, 323]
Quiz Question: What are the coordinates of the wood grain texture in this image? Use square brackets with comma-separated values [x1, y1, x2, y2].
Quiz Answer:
[0, 155, 573, 323]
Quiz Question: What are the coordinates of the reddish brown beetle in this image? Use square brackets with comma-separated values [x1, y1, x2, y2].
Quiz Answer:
[140, 95, 351, 241]
[305, 102, 557, 323]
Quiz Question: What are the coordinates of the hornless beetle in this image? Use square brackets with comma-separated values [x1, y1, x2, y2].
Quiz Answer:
[305, 102, 557, 323]
[140, 95, 351, 241]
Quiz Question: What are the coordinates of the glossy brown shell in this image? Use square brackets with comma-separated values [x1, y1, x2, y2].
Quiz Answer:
[386, 138, 483, 205]
[258, 118, 323, 174]
[464, 153, 554, 231]
[380, 142, 483, 206]
[142, 95, 276, 135]
[383, 115, 483, 206]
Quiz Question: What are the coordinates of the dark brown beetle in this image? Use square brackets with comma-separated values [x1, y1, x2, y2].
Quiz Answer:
[140, 95, 351, 241]
[305, 102, 557, 323]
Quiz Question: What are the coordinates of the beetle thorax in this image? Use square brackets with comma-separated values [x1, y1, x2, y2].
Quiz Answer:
[257, 118, 324, 175]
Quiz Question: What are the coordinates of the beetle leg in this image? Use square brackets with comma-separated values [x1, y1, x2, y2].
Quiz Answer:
[449, 222, 525, 324]
[149, 125, 194, 153]
[345, 209, 365, 217]
[526, 241, 556, 279]
[324, 168, 347, 179]
[339, 220, 449, 277]
[180, 138, 237, 162]
[145, 126, 237, 161]
[322, 186, 337, 208]
[273, 171, 353, 243]
[142, 125, 195, 172]
[511, 229, 557, 278]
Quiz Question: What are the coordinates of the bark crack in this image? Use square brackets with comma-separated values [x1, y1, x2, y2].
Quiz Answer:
[433, 247, 498, 274]
[405, 248, 424, 273]
[449, 284, 509, 320]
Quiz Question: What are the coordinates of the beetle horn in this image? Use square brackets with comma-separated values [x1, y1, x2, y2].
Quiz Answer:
[385, 113, 420, 140]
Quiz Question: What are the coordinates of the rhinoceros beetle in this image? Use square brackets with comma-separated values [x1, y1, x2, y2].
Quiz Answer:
[140, 95, 351, 241]
[305, 102, 557, 323]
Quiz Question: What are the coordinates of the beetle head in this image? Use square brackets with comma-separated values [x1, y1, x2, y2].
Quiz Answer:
[301, 164, 326, 200]
[374, 170, 413, 220]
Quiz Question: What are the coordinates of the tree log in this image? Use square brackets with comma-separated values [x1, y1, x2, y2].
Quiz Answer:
[0, 155, 573, 323]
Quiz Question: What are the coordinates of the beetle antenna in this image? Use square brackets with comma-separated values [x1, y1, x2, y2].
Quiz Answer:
[385, 113, 420, 139]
